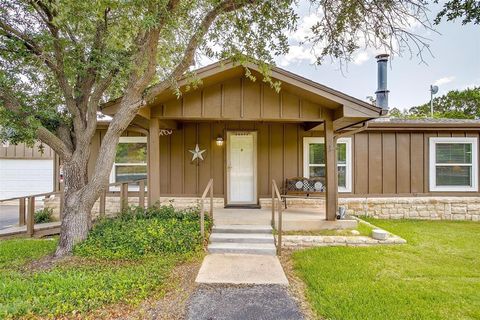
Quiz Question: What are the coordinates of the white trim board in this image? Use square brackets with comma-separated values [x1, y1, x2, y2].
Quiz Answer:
[429, 137, 478, 192]
[303, 137, 352, 193]
[109, 136, 148, 190]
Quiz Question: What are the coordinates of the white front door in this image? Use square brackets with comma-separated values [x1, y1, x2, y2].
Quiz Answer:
[227, 131, 257, 204]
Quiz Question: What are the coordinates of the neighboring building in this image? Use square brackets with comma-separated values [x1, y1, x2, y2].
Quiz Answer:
[0, 142, 56, 200]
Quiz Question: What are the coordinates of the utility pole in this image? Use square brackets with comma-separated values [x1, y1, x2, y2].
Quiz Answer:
[430, 85, 439, 118]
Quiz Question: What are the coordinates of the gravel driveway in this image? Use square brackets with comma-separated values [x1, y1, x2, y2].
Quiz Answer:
[185, 284, 304, 320]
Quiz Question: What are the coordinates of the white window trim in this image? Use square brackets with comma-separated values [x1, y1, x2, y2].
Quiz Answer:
[303, 137, 352, 193]
[109, 136, 148, 191]
[429, 137, 478, 192]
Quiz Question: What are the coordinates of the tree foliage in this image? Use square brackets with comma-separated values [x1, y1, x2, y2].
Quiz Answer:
[389, 87, 480, 119]
[435, 0, 480, 25]
[0, 0, 295, 147]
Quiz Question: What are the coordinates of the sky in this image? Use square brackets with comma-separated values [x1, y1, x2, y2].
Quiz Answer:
[273, 1, 480, 111]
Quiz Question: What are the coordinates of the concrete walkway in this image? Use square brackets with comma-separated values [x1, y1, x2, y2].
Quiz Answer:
[195, 253, 288, 285]
[186, 285, 304, 320]
[189, 208, 306, 318]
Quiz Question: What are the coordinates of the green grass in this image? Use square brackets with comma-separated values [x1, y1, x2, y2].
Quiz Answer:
[292, 219, 480, 320]
[0, 206, 207, 318]
[0, 238, 57, 268]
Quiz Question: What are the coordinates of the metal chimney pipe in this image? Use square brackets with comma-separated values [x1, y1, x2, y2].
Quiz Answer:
[375, 54, 389, 110]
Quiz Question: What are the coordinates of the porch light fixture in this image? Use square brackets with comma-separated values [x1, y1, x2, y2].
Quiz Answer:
[216, 136, 224, 146]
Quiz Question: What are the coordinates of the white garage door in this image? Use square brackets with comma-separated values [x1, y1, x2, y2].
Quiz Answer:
[0, 159, 54, 200]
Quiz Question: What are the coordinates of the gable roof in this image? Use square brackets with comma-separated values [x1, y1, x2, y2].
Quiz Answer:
[147, 60, 382, 117]
[102, 60, 383, 121]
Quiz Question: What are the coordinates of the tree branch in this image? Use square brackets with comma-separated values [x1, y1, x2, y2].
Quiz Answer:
[146, 0, 254, 101]
[75, 10, 110, 117]
[0, 85, 73, 160]
[37, 126, 73, 161]
[0, 19, 57, 72]
[28, 1, 81, 126]
[84, 69, 117, 140]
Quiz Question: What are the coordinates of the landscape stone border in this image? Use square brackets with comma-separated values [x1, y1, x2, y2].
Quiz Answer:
[279, 218, 407, 248]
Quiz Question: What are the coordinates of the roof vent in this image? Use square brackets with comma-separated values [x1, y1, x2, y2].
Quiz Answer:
[375, 54, 389, 110]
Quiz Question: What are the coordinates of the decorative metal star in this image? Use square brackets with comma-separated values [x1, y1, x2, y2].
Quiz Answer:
[189, 144, 206, 161]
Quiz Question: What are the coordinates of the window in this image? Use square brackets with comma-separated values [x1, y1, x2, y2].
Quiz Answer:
[110, 137, 147, 185]
[429, 137, 478, 192]
[303, 137, 352, 192]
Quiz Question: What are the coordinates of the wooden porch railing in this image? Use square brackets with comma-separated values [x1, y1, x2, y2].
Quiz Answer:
[98, 179, 148, 215]
[271, 179, 283, 255]
[0, 188, 65, 237]
[199, 178, 214, 239]
[0, 179, 147, 238]
[1, 178, 216, 239]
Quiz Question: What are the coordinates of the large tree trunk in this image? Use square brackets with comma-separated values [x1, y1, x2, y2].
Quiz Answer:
[54, 123, 126, 256]
[55, 198, 92, 256]
[55, 159, 98, 256]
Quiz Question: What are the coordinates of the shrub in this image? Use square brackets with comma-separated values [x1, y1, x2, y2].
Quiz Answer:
[34, 208, 54, 224]
[74, 205, 211, 260]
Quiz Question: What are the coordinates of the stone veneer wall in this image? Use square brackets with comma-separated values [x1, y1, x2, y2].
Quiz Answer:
[44, 196, 225, 220]
[339, 197, 480, 221]
[44, 195, 480, 221]
[261, 196, 480, 221]
[259, 198, 325, 208]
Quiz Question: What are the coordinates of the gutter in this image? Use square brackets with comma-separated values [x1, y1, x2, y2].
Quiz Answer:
[334, 120, 370, 139]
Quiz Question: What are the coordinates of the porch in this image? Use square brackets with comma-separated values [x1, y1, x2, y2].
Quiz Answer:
[213, 207, 357, 231]
[99, 61, 383, 225]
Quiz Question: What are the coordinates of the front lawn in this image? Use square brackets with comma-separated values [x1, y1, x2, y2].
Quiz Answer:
[292, 219, 480, 320]
[0, 205, 209, 318]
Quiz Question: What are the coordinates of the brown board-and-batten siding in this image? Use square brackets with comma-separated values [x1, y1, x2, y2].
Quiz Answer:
[86, 125, 480, 199]
[151, 76, 326, 122]
[0, 142, 54, 159]
[156, 121, 322, 197]
[349, 130, 480, 197]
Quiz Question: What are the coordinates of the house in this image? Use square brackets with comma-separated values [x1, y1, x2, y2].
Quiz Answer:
[53, 59, 480, 221]
[96, 59, 385, 222]
[97, 59, 480, 222]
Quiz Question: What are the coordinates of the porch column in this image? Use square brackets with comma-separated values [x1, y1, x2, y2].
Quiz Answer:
[324, 118, 338, 221]
[148, 118, 161, 206]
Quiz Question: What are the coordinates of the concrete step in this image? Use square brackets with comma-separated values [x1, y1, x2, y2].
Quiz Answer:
[208, 242, 277, 255]
[213, 224, 273, 234]
[210, 233, 274, 244]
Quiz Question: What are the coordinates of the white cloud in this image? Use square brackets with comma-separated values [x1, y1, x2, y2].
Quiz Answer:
[463, 81, 479, 89]
[352, 51, 370, 65]
[276, 45, 316, 67]
[287, 13, 320, 42]
[434, 76, 455, 86]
